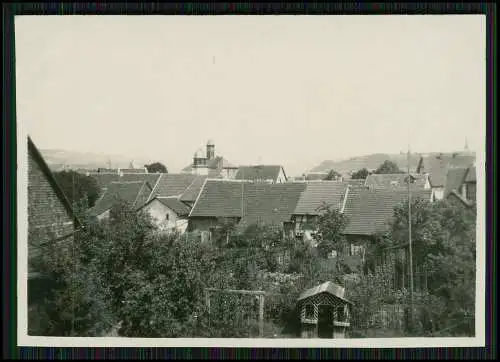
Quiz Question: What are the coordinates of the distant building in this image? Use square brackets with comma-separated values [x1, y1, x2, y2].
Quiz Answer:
[235, 165, 287, 184]
[182, 140, 238, 179]
[416, 152, 475, 201]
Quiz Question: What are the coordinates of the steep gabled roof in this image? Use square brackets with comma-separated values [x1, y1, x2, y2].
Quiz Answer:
[90, 181, 152, 216]
[465, 166, 476, 183]
[238, 182, 306, 228]
[179, 175, 211, 203]
[294, 181, 347, 215]
[88, 173, 122, 189]
[189, 179, 252, 218]
[444, 167, 469, 198]
[28, 136, 82, 228]
[418, 154, 475, 187]
[120, 173, 162, 186]
[342, 188, 432, 236]
[149, 173, 198, 199]
[447, 190, 475, 208]
[235, 165, 286, 183]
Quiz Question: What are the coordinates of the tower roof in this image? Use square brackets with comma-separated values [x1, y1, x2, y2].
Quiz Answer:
[194, 148, 205, 159]
[207, 139, 214, 146]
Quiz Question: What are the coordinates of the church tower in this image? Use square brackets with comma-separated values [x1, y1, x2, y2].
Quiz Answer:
[206, 139, 215, 160]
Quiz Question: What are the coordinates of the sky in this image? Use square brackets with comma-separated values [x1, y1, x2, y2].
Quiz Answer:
[15, 15, 485, 176]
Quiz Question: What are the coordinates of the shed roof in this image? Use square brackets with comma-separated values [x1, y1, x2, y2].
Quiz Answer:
[297, 281, 352, 305]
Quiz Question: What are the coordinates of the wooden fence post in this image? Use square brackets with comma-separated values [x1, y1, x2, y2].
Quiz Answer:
[259, 294, 265, 337]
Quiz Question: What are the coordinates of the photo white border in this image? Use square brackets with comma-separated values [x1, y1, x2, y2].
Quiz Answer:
[16, 15, 487, 348]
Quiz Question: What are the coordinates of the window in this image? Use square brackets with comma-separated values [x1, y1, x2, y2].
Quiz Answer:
[165, 213, 170, 221]
[305, 304, 315, 319]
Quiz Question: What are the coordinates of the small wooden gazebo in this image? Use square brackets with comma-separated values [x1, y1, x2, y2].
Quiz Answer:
[297, 281, 353, 339]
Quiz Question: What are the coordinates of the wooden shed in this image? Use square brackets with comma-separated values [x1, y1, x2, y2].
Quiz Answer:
[297, 281, 353, 339]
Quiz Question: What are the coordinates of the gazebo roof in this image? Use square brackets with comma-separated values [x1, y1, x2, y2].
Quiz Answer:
[297, 281, 353, 305]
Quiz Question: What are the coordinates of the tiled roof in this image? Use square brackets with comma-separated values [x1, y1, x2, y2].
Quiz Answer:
[418, 154, 475, 187]
[120, 173, 162, 186]
[294, 181, 347, 215]
[28, 136, 82, 228]
[465, 166, 476, 182]
[443, 168, 469, 198]
[342, 188, 432, 236]
[156, 197, 191, 216]
[189, 180, 306, 227]
[238, 182, 306, 228]
[88, 173, 122, 189]
[180, 176, 210, 203]
[120, 168, 147, 174]
[189, 180, 252, 218]
[305, 173, 328, 181]
[235, 165, 284, 182]
[149, 173, 199, 199]
[345, 179, 366, 187]
[447, 190, 474, 208]
[90, 181, 152, 216]
[364, 173, 428, 189]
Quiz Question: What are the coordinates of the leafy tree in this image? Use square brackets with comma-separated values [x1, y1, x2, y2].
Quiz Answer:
[374, 160, 404, 174]
[145, 162, 168, 173]
[351, 168, 370, 180]
[53, 170, 100, 207]
[323, 169, 342, 181]
[313, 204, 349, 258]
[28, 225, 115, 336]
[387, 198, 476, 336]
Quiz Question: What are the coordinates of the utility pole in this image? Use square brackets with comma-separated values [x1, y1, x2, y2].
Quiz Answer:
[407, 145, 414, 329]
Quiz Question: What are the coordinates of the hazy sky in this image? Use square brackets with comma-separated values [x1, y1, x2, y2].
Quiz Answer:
[15, 15, 485, 175]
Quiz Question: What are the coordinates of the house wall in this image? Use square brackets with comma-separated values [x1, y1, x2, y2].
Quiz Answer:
[466, 182, 476, 202]
[97, 209, 111, 221]
[432, 187, 444, 201]
[142, 199, 188, 234]
[28, 151, 75, 247]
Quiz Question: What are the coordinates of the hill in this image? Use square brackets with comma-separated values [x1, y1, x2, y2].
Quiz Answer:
[39, 149, 153, 171]
[309, 151, 475, 174]
[310, 153, 422, 174]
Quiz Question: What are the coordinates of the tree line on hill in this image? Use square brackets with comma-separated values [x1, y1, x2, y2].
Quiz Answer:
[323, 160, 405, 181]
